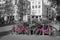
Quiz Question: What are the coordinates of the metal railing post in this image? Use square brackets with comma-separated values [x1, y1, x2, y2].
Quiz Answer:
[42, 24, 44, 36]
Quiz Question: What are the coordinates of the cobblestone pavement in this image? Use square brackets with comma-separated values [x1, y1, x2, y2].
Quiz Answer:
[0, 34, 60, 40]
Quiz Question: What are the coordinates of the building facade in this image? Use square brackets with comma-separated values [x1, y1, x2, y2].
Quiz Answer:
[23, 0, 30, 22]
[29, 0, 43, 22]
[17, 0, 30, 22]
[30, 0, 42, 16]
[28, 0, 53, 22]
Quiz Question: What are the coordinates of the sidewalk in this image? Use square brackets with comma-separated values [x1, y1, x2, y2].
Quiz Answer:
[0, 30, 11, 38]
[0, 34, 60, 40]
[0, 23, 15, 27]
[0, 25, 13, 32]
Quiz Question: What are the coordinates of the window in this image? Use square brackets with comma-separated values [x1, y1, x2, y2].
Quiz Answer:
[38, 5, 40, 8]
[32, 6, 34, 9]
[35, 5, 37, 8]
[48, 15, 51, 17]
[49, 9, 51, 10]
[39, 16, 41, 17]
[32, 2, 34, 3]
[36, 16, 38, 18]
[32, 16, 34, 18]
[38, 2, 40, 4]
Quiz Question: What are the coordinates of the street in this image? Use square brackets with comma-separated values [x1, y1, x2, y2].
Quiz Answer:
[0, 24, 14, 38]
[0, 25, 13, 32]
[0, 34, 60, 40]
